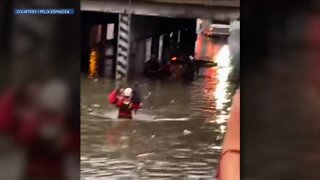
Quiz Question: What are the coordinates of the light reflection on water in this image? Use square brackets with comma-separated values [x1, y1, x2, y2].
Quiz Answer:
[214, 45, 233, 130]
[81, 58, 234, 179]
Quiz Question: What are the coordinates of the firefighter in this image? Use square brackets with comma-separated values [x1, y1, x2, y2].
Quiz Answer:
[109, 87, 141, 119]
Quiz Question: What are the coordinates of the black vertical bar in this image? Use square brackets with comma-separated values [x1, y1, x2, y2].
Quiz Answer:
[0, 0, 13, 89]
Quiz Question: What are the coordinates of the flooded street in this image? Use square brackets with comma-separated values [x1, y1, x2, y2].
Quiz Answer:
[81, 65, 235, 179]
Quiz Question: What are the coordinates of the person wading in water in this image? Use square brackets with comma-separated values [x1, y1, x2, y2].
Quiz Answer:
[108, 87, 141, 119]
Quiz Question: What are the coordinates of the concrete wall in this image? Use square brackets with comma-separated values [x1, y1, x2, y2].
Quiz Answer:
[128, 15, 196, 78]
[130, 15, 196, 41]
[81, 12, 197, 79]
[142, 0, 239, 7]
[81, 11, 118, 77]
[81, 0, 239, 22]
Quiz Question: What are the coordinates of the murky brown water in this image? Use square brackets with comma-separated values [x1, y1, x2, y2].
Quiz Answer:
[81, 64, 234, 179]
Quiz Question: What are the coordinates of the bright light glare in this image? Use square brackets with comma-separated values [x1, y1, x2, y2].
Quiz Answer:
[216, 115, 228, 124]
[214, 44, 232, 124]
[215, 67, 232, 111]
[220, 125, 226, 133]
[215, 45, 231, 67]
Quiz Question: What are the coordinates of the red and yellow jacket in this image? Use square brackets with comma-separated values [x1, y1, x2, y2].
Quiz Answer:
[108, 90, 141, 119]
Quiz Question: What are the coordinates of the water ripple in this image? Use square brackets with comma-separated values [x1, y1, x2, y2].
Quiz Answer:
[81, 66, 233, 179]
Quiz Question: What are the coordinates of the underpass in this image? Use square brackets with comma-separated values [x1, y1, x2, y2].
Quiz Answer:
[81, 0, 239, 179]
[81, 0, 239, 80]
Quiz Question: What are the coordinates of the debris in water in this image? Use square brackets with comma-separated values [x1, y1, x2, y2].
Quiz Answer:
[94, 78, 98, 82]
[183, 129, 192, 135]
[170, 99, 175, 103]
[120, 136, 129, 141]
[121, 144, 128, 149]
[151, 135, 156, 138]
[144, 92, 152, 99]
[137, 153, 155, 160]
[80, 156, 88, 161]
[92, 104, 100, 108]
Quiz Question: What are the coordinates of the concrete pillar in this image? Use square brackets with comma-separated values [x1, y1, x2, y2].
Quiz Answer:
[129, 39, 146, 79]
[116, 13, 131, 80]
[98, 24, 106, 77]
[151, 36, 159, 59]
[145, 37, 152, 62]
[158, 35, 164, 63]
[106, 23, 115, 40]
[104, 23, 115, 78]
[96, 24, 102, 43]
[104, 44, 114, 78]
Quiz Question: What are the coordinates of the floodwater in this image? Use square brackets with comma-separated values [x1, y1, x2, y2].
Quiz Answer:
[81, 64, 235, 179]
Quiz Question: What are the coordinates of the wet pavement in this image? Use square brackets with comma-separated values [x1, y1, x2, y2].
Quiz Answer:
[81, 64, 235, 179]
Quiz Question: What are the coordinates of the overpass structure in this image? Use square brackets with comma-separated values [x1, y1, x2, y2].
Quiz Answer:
[81, 0, 239, 80]
[81, 0, 239, 22]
